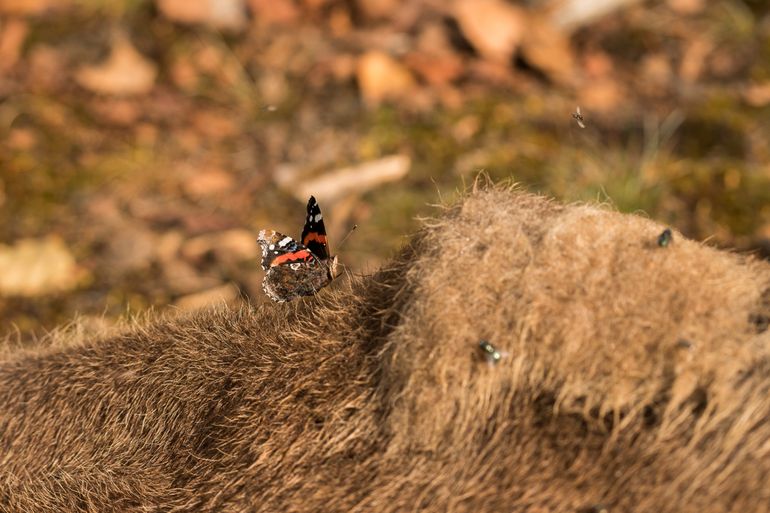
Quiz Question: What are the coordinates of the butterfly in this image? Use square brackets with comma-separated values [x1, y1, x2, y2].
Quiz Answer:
[257, 196, 338, 302]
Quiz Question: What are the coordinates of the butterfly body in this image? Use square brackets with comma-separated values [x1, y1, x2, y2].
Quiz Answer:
[257, 197, 338, 302]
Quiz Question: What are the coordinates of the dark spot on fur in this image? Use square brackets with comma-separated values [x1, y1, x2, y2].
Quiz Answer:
[749, 288, 770, 333]
[749, 313, 769, 334]
[643, 404, 659, 427]
[532, 393, 557, 427]
[578, 504, 609, 513]
[690, 387, 708, 418]
[602, 411, 616, 432]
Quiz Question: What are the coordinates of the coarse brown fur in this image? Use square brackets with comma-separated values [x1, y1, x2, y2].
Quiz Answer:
[2, 186, 770, 512]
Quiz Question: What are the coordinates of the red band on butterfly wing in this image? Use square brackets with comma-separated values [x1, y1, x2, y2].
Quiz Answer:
[302, 232, 328, 246]
[271, 249, 314, 266]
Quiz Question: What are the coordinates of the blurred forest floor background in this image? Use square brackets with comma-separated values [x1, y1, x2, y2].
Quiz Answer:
[1, 0, 770, 337]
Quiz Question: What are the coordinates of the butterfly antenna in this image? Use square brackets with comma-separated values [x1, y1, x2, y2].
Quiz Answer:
[335, 224, 358, 251]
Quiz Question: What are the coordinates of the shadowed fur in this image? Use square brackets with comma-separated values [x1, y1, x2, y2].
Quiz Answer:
[2, 187, 770, 512]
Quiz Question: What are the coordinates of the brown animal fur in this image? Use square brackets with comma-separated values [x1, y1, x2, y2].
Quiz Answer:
[2, 187, 770, 512]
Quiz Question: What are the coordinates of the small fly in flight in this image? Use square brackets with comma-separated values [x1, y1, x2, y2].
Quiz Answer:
[572, 106, 586, 128]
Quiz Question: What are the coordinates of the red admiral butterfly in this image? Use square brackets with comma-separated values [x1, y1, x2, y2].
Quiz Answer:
[257, 196, 338, 302]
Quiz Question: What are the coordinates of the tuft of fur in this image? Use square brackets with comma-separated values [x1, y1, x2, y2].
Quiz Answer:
[2, 187, 770, 512]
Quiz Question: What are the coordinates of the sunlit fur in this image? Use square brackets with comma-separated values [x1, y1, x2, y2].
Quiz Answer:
[2, 185, 770, 512]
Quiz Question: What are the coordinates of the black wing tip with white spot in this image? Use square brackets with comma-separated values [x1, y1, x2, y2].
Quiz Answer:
[306, 196, 319, 214]
[300, 195, 329, 260]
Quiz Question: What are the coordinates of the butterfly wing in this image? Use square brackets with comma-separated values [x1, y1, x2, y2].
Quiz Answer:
[260, 259, 332, 302]
[257, 229, 332, 302]
[300, 196, 330, 261]
[257, 230, 315, 270]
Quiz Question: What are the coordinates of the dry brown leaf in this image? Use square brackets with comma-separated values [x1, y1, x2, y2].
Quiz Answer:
[191, 110, 239, 141]
[467, 60, 518, 87]
[302, 0, 333, 10]
[215, 231, 260, 262]
[582, 50, 614, 79]
[578, 77, 624, 113]
[328, 6, 353, 36]
[743, 83, 770, 107]
[170, 56, 198, 90]
[709, 49, 741, 78]
[356, 0, 401, 20]
[667, 0, 705, 14]
[247, 0, 299, 25]
[679, 38, 712, 83]
[75, 37, 157, 96]
[103, 222, 158, 273]
[0, 0, 63, 15]
[157, 0, 247, 30]
[135, 122, 159, 146]
[258, 70, 289, 106]
[415, 22, 454, 55]
[161, 260, 222, 296]
[181, 229, 259, 263]
[0, 237, 86, 297]
[276, 155, 411, 203]
[548, 0, 646, 31]
[437, 86, 464, 110]
[356, 51, 416, 107]
[183, 167, 236, 198]
[323, 54, 356, 83]
[88, 98, 141, 126]
[156, 231, 185, 263]
[519, 15, 577, 86]
[27, 45, 66, 91]
[453, 0, 526, 64]
[180, 212, 233, 235]
[0, 18, 27, 72]
[640, 53, 672, 94]
[174, 283, 240, 310]
[404, 51, 464, 86]
[451, 115, 481, 143]
[7, 127, 37, 150]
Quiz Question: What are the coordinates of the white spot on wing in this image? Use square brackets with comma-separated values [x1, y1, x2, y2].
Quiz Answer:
[314, 213, 323, 222]
[269, 244, 275, 250]
[278, 236, 292, 247]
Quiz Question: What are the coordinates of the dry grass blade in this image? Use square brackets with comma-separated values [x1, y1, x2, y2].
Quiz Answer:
[278, 154, 411, 203]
